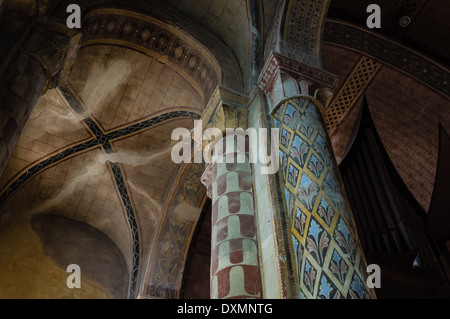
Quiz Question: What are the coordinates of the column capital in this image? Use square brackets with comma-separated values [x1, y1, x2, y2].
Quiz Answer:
[201, 164, 215, 199]
[258, 52, 339, 113]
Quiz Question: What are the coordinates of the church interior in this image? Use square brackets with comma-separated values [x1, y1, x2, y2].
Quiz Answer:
[0, 0, 449, 299]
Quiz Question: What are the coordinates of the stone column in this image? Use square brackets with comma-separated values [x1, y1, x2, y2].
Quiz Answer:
[0, 19, 72, 176]
[259, 52, 375, 299]
[201, 133, 262, 299]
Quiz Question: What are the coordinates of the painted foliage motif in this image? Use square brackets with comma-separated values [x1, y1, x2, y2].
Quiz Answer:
[273, 98, 371, 299]
[145, 163, 206, 299]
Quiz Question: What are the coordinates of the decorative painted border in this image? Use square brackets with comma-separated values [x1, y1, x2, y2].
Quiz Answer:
[323, 20, 450, 97]
[326, 56, 383, 133]
[82, 7, 221, 103]
[108, 160, 140, 297]
[141, 162, 206, 299]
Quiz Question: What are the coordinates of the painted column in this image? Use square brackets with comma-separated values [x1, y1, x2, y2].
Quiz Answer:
[201, 133, 262, 299]
[0, 21, 71, 176]
[259, 53, 375, 299]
